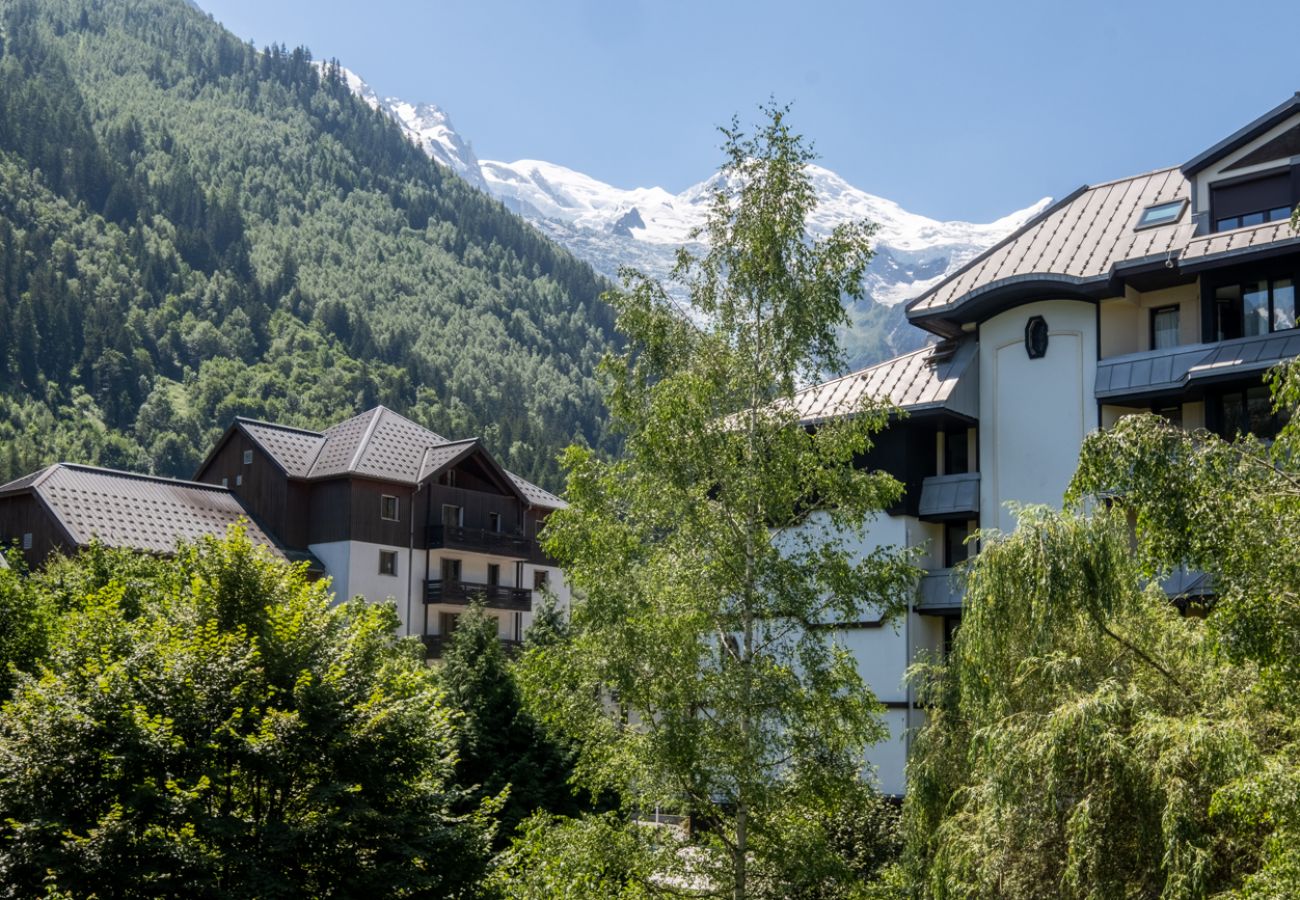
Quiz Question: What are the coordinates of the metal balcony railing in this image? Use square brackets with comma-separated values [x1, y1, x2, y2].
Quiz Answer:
[424, 578, 533, 612]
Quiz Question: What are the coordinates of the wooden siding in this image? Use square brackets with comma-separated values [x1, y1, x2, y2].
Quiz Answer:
[0, 494, 74, 570]
[308, 479, 352, 545]
[196, 430, 310, 549]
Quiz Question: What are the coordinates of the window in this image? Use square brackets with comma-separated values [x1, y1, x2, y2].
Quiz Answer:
[944, 521, 972, 569]
[1212, 172, 1294, 232]
[1151, 305, 1181, 350]
[943, 429, 969, 475]
[441, 558, 462, 583]
[487, 563, 500, 586]
[1136, 199, 1186, 229]
[533, 569, 549, 591]
[243, 449, 253, 465]
[21, 533, 32, 551]
[1216, 277, 1296, 339]
[378, 550, 398, 576]
[1211, 385, 1289, 440]
[1154, 405, 1184, 428]
[221, 477, 228, 488]
[380, 494, 399, 521]
[235, 474, 243, 486]
[488, 512, 501, 533]
[442, 504, 463, 528]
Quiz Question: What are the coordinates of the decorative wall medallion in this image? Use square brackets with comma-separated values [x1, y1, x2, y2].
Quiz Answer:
[1025, 316, 1049, 359]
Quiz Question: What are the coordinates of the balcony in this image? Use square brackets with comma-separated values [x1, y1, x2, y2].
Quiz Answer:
[1096, 331, 1300, 404]
[918, 472, 980, 521]
[421, 634, 523, 660]
[424, 578, 533, 612]
[426, 523, 537, 558]
[916, 569, 964, 614]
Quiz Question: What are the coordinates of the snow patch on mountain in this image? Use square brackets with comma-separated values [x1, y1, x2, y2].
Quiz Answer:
[331, 64, 1050, 365]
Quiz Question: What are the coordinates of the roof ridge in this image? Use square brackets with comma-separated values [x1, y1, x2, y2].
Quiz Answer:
[797, 345, 936, 394]
[53, 462, 234, 492]
[235, 416, 324, 438]
[1085, 164, 1182, 191]
[347, 407, 386, 474]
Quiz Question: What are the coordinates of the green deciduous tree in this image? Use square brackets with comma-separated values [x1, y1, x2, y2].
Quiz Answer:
[438, 602, 583, 846]
[0, 529, 490, 899]
[522, 103, 917, 899]
[901, 363, 1300, 897]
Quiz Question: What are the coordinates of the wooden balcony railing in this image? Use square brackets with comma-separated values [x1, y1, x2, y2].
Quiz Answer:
[425, 524, 537, 557]
[424, 579, 533, 612]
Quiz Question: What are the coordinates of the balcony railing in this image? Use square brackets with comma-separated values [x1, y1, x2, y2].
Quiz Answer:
[425, 524, 537, 557]
[917, 569, 964, 613]
[424, 578, 533, 612]
[420, 634, 522, 660]
[918, 472, 980, 521]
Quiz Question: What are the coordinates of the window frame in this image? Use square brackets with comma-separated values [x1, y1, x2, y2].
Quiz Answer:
[242, 449, 253, 465]
[1150, 304, 1181, 350]
[1214, 273, 1298, 341]
[378, 549, 398, 577]
[380, 494, 400, 522]
[1135, 198, 1187, 231]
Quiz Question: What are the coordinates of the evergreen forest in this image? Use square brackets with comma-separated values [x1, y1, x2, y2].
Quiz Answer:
[0, 0, 618, 489]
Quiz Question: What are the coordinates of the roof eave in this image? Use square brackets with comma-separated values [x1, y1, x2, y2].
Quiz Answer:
[1181, 93, 1300, 177]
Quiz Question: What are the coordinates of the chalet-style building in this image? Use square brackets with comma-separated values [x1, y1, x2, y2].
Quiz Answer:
[193, 406, 568, 657]
[798, 92, 1300, 795]
[0, 406, 568, 659]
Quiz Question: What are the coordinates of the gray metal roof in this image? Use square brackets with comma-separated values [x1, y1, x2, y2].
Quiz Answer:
[239, 421, 326, 478]
[908, 168, 1194, 320]
[1, 464, 285, 558]
[1095, 331, 1300, 401]
[918, 473, 980, 520]
[790, 339, 979, 424]
[1180, 218, 1300, 269]
[232, 407, 565, 509]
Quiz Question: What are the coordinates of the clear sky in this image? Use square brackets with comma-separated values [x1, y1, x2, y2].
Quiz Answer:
[195, 0, 1297, 223]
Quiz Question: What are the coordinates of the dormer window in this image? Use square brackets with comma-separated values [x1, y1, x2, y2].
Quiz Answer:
[1211, 171, 1295, 232]
[1136, 199, 1187, 230]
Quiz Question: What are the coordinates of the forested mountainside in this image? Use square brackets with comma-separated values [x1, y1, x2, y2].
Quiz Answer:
[0, 0, 617, 489]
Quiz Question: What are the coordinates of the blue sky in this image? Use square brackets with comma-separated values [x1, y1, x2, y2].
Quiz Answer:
[196, 0, 1297, 223]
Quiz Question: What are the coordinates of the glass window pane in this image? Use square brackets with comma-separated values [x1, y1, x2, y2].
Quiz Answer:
[1221, 393, 1246, 437]
[1269, 206, 1293, 222]
[1216, 285, 1242, 341]
[1139, 201, 1183, 227]
[1242, 211, 1266, 227]
[1152, 306, 1180, 349]
[1273, 279, 1296, 331]
[1243, 282, 1269, 336]
[1216, 216, 1240, 231]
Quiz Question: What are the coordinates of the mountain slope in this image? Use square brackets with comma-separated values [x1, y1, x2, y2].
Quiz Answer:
[0, 0, 617, 489]
[352, 72, 1049, 367]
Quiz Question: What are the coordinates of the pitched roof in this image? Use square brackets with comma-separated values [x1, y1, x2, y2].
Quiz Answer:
[0, 464, 286, 557]
[790, 340, 979, 425]
[227, 407, 566, 509]
[1182, 92, 1300, 176]
[907, 167, 1194, 322]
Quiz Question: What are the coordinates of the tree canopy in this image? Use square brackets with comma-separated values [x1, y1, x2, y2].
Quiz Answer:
[0, 531, 491, 899]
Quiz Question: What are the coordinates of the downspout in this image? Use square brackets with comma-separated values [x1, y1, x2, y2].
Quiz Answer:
[407, 449, 431, 637]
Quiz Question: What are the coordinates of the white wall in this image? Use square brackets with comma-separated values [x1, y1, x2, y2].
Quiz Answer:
[980, 300, 1098, 533]
[311, 539, 419, 632]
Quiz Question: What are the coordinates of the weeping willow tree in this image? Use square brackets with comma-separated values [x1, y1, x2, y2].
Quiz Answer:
[899, 361, 1300, 898]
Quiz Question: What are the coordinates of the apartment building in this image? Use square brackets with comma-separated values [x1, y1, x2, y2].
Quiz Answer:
[0, 406, 569, 658]
[797, 92, 1300, 794]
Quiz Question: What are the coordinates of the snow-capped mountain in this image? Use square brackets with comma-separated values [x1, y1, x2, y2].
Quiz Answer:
[334, 65, 1050, 366]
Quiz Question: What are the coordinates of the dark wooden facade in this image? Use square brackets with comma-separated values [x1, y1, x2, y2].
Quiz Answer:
[0, 494, 73, 569]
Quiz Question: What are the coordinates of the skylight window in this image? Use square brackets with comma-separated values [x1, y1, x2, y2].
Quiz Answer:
[1136, 199, 1187, 230]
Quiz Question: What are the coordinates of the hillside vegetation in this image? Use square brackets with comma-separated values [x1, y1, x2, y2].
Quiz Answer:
[0, 0, 617, 489]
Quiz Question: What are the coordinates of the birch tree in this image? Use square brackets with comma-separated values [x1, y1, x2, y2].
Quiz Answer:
[524, 103, 916, 899]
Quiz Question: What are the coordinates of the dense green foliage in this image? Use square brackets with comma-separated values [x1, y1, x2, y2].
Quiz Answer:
[899, 364, 1300, 898]
[0, 0, 616, 489]
[518, 104, 916, 898]
[0, 531, 491, 899]
[438, 603, 583, 847]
